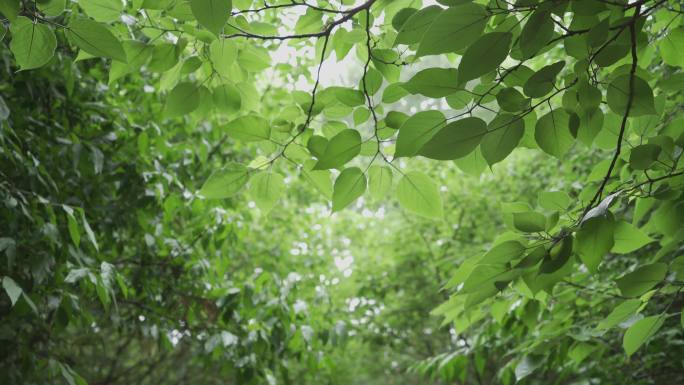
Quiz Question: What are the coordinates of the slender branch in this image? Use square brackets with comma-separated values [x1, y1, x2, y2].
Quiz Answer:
[581, 5, 642, 219]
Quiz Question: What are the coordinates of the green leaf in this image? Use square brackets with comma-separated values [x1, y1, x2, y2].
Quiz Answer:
[575, 216, 614, 273]
[313, 129, 361, 170]
[458, 32, 512, 84]
[66, 212, 81, 248]
[401, 68, 460, 98]
[461, 264, 515, 293]
[2, 276, 22, 306]
[331, 87, 365, 107]
[368, 166, 392, 200]
[225, 115, 270, 142]
[415, 3, 488, 56]
[307, 135, 328, 158]
[199, 163, 249, 199]
[209, 39, 238, 77]
[578, 80, 602, 112]
[79, 0, 123, 22]
[419, 117, 487, 160]
[190, 0, 232, 36]
[514, 356, 542, 381]
[332, 167, 366, 212]
[0, 96, 8, 120]
[480, 240, 525, 264]
[659, 27, 684, 68]
[395, 110, 445, 158]
[164, 82, 202, 117]
[109, 41, 152, 84]
[303, 169, 332, 199]
[611, 221, 653, 254]
[597, 299, 642, 330]
[212, 84, 242, 113]
[38, 0, 66, 16]
[538, 191, 570, 211]
[79, 209, 99, 252]
[481, 114, 524, 165]
[512, 211, 546, 233]
[534, 109, 573, 158]
[616, 263, 668, 297]
[249, 172, 285, 213]
[394, 5, 442, 46]
[0, 0, 20, 21]
[237, 45, 271, 72]
[396, 171, 442, 219]
[148, 43, 179, 73]
[9, 17, 57, 70]
[67, 19, 126, 62]
[520, 10, 554, 58]
[606, 75, 656, 117]
[391, 7, 417, 31]
[385, 111, 409, 129]
[629, 144, 661, 170]
[496, 88, 530, 112]
[623, 315, 665, 357]
[523, 61, 565, 98]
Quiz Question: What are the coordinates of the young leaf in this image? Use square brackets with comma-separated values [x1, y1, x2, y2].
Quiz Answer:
[481, 114, 524, 165]
[623, 315, 665, 357]
[190, 0, 232, 36]
[419, 117, 487, 160]
[368, 166, 392, 200]
[225, 115, 270, 142]
[616, 263, 668, 297]
[395, 110, 445, 158]
[9, 17, 57, 70]
[401, 68, 460, 98]
[249, 172, 285, 213]
[313, 129, 362, 170]
[67, 19, 126, 62]
[458, 32, 512, 84]
[396, 171, 442, 219]
[415, 3, 488, 56]
[332, 167, 366, 212]
[199, 163, 249, 199]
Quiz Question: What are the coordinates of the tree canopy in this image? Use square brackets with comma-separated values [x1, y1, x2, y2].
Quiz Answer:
[2, 0, 684, 384]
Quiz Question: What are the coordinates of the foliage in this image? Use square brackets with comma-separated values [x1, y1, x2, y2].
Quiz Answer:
[2, 0, 684, 384]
